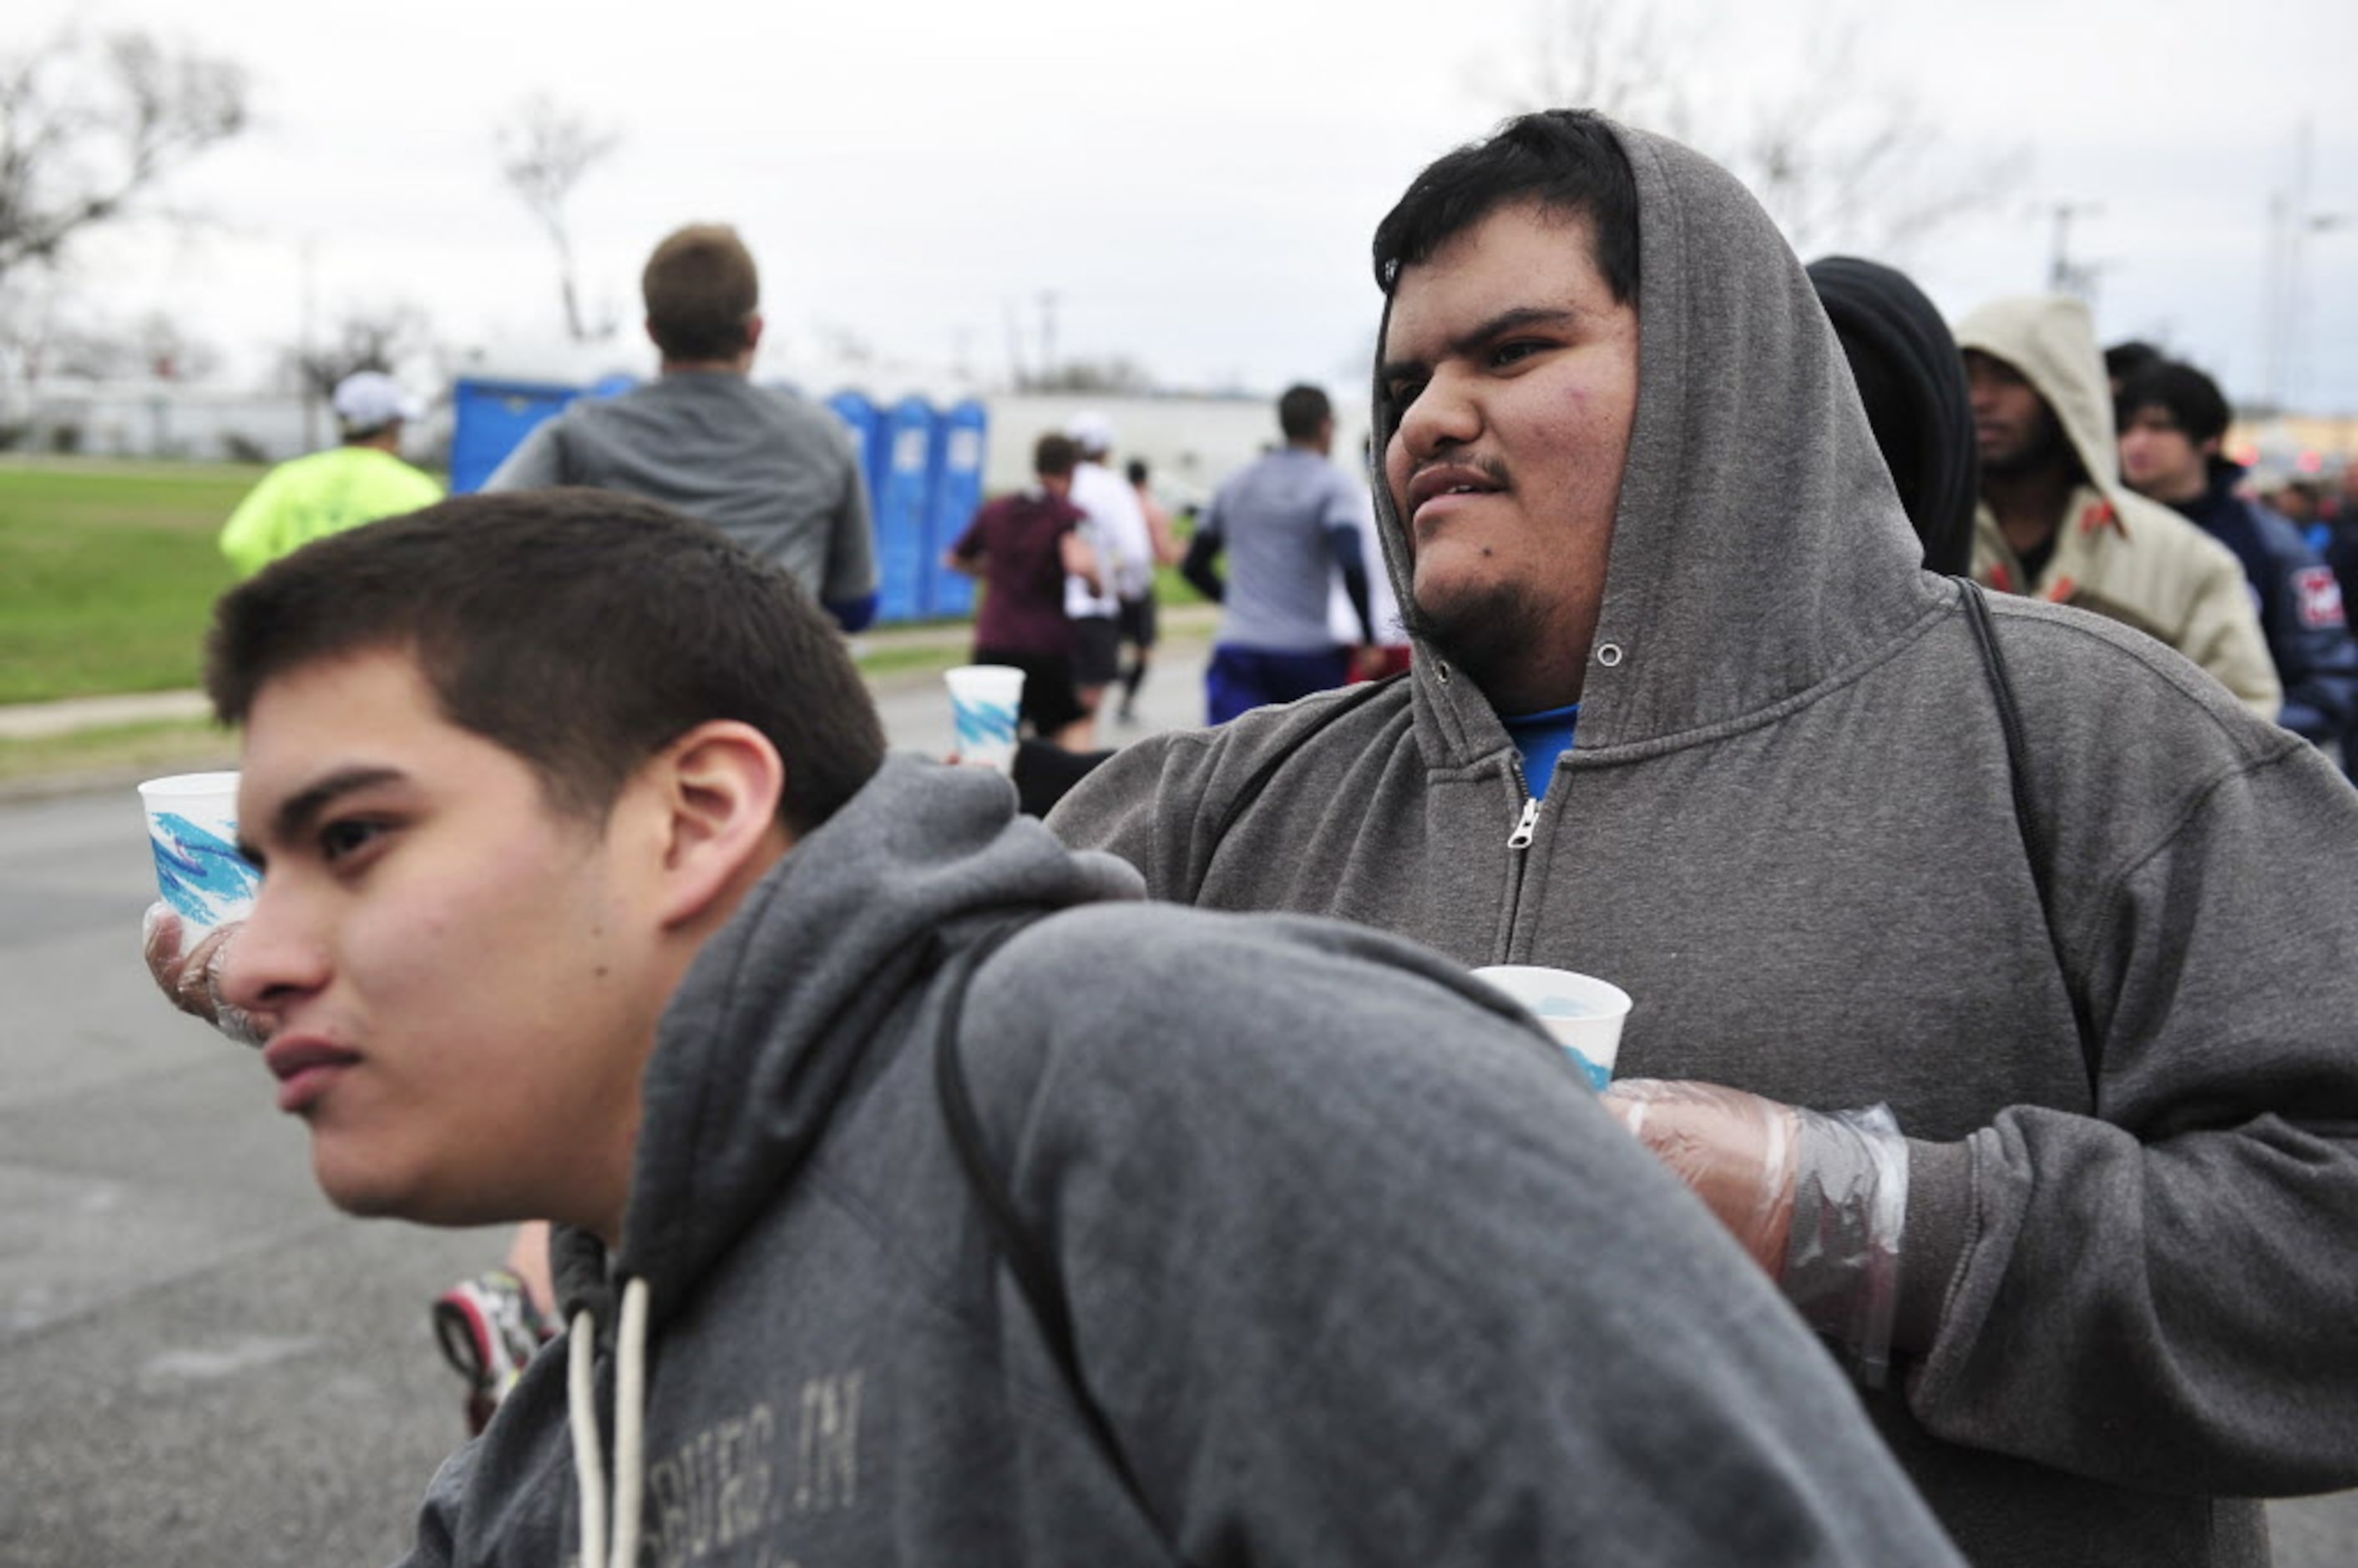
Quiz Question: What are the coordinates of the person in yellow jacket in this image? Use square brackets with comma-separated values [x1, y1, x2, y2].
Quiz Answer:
[219, 372, 443, 576]
[1958, 293, 2280, 718]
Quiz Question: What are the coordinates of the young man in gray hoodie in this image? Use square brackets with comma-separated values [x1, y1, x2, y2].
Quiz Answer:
[190, 489, 1960, 1566]
[1048, 111, 2358, 1566]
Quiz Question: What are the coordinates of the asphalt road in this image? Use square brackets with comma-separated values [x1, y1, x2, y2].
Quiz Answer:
[3, 642, 2353, 1565]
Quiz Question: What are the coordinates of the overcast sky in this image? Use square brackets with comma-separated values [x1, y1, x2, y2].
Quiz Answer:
[11, 0, 2357, 415]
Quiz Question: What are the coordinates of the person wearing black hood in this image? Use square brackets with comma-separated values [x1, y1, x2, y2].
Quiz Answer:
[2118, 357, 2358, 751]
[1805, 255, 1979, 576]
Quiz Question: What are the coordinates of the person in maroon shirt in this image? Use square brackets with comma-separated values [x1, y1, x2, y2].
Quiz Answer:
[946, 432, 1101, 747]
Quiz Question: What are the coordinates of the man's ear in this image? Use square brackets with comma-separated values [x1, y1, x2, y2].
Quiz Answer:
[644, 720, 791, 930]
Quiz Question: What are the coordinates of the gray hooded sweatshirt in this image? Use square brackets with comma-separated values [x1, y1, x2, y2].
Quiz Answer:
[398, 756, 1963, 1567]
[1050, 123, 2358, 1566]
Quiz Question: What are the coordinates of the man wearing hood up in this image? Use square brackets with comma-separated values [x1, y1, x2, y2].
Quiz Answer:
[1958, 293, 2280, 716]
[1050, 109, 2358, 1568]
[172, 490, 1965, 1568]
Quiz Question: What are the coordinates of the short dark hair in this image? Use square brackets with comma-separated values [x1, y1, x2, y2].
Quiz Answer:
[1278, 383, 1332, 443]
[1371, 109, 1640, 306]
[1034, 432, 1080, 478]
[2120, 359, 2231, 448]
[1125, 457, 1149, 487]
[643, 224, 760, 362]
[2102, 339, 2165, 388]
[205, 490, 884, 834]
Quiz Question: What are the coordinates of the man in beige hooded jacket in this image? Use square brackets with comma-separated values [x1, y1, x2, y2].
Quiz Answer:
[1959, 293, 2279, 718]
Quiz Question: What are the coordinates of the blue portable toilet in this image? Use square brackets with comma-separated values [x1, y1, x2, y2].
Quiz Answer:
[449, 377, 582, 493]
[871, 396, 938, 623]
[926, 399, 989, 619]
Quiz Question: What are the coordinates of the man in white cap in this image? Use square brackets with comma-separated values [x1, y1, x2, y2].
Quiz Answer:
[218, 370, 443, 577]
[1061, 411, 1153, 747]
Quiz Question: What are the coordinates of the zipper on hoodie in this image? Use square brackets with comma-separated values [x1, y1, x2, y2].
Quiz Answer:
[1500, 761, 1541, 958]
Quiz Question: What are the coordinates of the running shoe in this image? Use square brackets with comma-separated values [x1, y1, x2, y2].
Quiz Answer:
[432, 1269, 554, 1435]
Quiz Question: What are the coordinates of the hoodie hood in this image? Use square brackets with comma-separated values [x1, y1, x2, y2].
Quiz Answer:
[1953, 292, 2130, 519]
[564, 754, 1143, 1319]
[1805, 255, 1980, 578]
[1369, 118, 1941, 758]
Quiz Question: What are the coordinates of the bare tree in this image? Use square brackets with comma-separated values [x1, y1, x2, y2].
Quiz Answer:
[496, 96, 620, 343]
[281, 301, 437, 400]
[1031, 355, 1158, 396]
[0, 29, 248, 285]
[1488, 0, 2022, 260]
[33, 307, 220, 381]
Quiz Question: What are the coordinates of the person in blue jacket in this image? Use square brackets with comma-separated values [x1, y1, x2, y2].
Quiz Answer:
[2118, 357, 2358, 751]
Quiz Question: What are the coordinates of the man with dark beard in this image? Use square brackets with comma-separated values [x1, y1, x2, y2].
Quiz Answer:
[1048, 110, 2358, 1567]
[1957, 293, 2277, 714]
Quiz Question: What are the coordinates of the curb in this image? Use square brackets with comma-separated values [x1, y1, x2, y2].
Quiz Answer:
[0, 689, 215, 741]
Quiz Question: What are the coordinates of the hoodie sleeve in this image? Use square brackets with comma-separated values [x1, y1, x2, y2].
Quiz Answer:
[1040, 730, 1205, 897]
[1901, 732, 2358, 1495]
[963, 910, 1966, 1568]
[822, 435, 879, 607]
[2174, 545, 2283, 721]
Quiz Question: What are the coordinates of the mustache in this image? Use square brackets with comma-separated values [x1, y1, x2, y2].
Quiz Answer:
[1394, 452, 1511, 511]
[1419, 453, 1510, 487]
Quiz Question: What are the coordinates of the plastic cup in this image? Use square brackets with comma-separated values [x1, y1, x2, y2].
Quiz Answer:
[138, 771, 260, 935]
[1472, 965, 1632, 1090]
[945, 664, 1025, 775]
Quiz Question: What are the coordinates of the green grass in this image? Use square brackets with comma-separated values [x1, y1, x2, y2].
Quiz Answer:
[1153, 559, 1205, 608]
[0, 716, 235, 786]
[0, 458, 1205, 716]
[0, 458, 257, 704]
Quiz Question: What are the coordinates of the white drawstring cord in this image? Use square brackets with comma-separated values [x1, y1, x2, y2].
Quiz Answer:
[566, 1278, 654, 1568]
[568, 1311, 608, 1568]
[610, 1278, 651, 1566]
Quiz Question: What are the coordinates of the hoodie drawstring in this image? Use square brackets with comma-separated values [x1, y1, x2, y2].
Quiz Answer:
[569, 1276, 651, 1568]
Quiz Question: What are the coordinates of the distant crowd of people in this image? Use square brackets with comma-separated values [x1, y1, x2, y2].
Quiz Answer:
[170, 106, 2358, 1568]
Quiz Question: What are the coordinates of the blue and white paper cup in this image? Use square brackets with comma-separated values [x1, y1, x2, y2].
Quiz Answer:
[138, 771, 260, 934]
[945, 664, 1025, 775]
[1472, 965, 1632, 1090]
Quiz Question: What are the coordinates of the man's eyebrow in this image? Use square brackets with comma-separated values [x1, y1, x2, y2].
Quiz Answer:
[240, 766, 406, 862]
[1380, 306, 1581, 382]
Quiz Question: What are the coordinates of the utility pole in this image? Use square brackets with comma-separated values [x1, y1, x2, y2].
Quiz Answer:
[1037, 291, 1060, 387]
[299, 235, 319, 451]
[2262, 118, 2345, 415]
[2044, 201, 2102, 300]
[1004, 301, 1029, 391]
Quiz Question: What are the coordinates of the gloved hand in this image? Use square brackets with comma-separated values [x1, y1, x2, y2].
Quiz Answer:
[142, 903, 266, 1047]
[1603, 1078, 1908, 1386]
[1601, 1078, 1801, 1276]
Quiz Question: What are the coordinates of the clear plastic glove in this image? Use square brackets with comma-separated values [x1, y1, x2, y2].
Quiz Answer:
[1604, 1078, 1908, 1386]
[141, 903, 266, 1047]
[1601, 1078, 1801, 1276]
